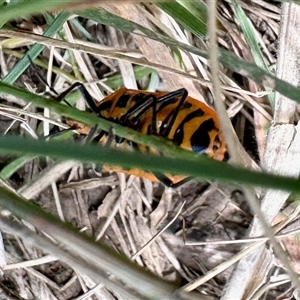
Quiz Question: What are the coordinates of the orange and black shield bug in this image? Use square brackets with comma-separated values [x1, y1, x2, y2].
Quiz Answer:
[65, 84, 227, 187]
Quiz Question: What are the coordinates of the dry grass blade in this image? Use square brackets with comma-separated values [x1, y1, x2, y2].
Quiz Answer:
[0, 29, 200, 82]
[131, 200, 186, 260]
[207, 4, 283, 298]
[100, 3, 203, 99]
[222, 3, 300, 299]
[182, 240, 266, 292]
[0, 215, 143, 299]
[17, 161, 80, 199]
[0, 187, 197, 300]
[4, 255, 58, 270]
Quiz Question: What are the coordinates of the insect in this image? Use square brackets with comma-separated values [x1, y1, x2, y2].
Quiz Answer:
[66, 84, 227, 187]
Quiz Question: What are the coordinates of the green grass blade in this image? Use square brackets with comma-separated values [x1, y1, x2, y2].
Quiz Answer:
[0, 156, 36, 180]
[3, 50, 77, 83]
[0, 135, 299, 193]
[231, 0, 275, 106]
[104, 66, 157, 89]
[2, 11, 71, 85]
[0, 0, 81, 27]
[157, 1, 207, 37]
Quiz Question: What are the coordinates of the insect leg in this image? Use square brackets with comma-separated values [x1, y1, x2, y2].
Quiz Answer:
[158, 89, 188, 138]
[27, 55, 60, 97]
[93, 126, 114, 172]
[153, 173, 192, 188]
[124, 89, 186, 124]
[56, 82, 101, 115]
[124, 89, 188, 137]
[59, 83, 110, 147]
[119, 94, 157, 126]
[43, 128, 74, 141]
[150, 95, 158, 135]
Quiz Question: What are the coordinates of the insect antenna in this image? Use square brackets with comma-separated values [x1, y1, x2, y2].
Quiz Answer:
[26, 55, 78, 111]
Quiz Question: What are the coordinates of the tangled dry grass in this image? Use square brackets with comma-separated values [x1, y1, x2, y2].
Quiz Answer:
[0, 1, 299, 299]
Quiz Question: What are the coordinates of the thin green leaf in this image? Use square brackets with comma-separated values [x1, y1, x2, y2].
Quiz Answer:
[2, 11, 71, 85]
[3, 50, 77, 83]
[0, 0, 80, 27]
[70, 17, 96, 42]
[231, 0, 275, 106]
[104, 66, 157, 89]
[157, 1, 207, 37]
[0, 135, 299, 193]
[232, 0, 267, 70]
[147, 71, 160, 91]
[0, 156, 36, 180]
